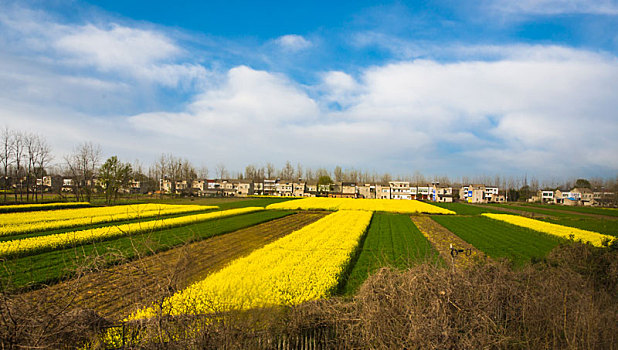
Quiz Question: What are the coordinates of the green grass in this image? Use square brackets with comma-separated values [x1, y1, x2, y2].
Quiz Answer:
[341, 212, 441, 295]
[429, 202, 504, 215]
[522, 203, 618, 217]
[431, 216, 565, 267]
[0, 210, 292, 291]
[487, 204, 618, 237]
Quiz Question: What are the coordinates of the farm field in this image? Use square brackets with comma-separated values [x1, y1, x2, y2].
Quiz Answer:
[0, 207, 264, 258]
[266, 197, 454, 214]
[25, 212, 327, 318]
[521, 203, 618, 217]
[147, 196, 298, 210]
[0, 201, 91, 213]
[431, 215, 566, 266]
[342, 213, 441, 295]
[130, 210, 373, 319]
[1, 210, 291, 291]
[488, 203, 618, 236]
[0, 203, 215, 237]
[482, 213, 616, 246]
[428, 202, 504, 215]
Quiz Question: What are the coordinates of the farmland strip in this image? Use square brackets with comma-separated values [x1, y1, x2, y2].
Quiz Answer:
[0, 202, 91, 213]
[266, 197, 454, 214]
[342, 213, 441, 295]
[432, 216, 565, 266]
[23, 212, 327, 319]
[482, 213, 616, 246]
[0, 204, 215, 236]
[130, 210, 373, 320]
[2, 211, 292, 291]
[0, 207, 262, 259]
[411, 215, 484, 269]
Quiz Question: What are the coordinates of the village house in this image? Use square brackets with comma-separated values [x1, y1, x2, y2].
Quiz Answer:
[376, 184, 391, 199]
[389, 181, 412, 200]
[357, 184, 376, 199]
[292, 182, 306, 197]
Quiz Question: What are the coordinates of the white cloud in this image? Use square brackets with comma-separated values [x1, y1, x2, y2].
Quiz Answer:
[0, 5, 207, 88]
[490, 0, 618, 15]
[128, 46, 618, 176]
[275, 34, 312, 51]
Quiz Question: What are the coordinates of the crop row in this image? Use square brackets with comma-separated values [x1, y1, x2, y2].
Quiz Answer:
[431, 215, 564, 266]
[482, 213, 616, 247]
[343, 213, 440, 294]
[2, 210, 293, 291]
[0, 204, 216, 236]
[266, 197, 454, 214]
[0, 207, 263, 259]
[129, 210, 373, 320]
[0, 202, 91, 213]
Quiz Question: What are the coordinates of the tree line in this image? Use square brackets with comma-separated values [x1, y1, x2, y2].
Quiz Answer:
[1, 126, 617, 204]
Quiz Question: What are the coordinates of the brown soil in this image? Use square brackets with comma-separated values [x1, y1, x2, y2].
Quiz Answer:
[24, 212, 327, 320]
[410, 216, 486, 269]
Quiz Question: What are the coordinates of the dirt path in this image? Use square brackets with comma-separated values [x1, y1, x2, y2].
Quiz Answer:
[24, 212, 327, 320]
[410, 216, 486, 269]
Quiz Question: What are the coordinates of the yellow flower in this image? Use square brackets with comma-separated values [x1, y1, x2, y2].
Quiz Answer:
[266, 197, 454, 215]
[482, 213, 615, 247]
[130, 210, 373, 320]
[0, 207, 262, 258]
[0, 204, 215, 236]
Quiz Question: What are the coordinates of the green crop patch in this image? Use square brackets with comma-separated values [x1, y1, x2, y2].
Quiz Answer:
[429, 202, 503, 215]
[342, 212, 441, 295]
[432, 215, 565, 267]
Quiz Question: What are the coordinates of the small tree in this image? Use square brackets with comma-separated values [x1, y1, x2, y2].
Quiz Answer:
[574, 178, 591, 189]
[99, 156, 132, 204]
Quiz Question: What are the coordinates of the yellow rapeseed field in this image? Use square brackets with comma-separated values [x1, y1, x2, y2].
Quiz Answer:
[0, 202, 90, 212]
[0, 204, 215, 236]
[0, 207, 263, 258]
[482, 213, 616, 247]
[130, 210, 373, 319]
[266, 197, 454, 214]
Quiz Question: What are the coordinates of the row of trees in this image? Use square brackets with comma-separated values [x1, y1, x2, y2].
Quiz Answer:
[2, 126, 617, 204]
[0, 127, 52, 203]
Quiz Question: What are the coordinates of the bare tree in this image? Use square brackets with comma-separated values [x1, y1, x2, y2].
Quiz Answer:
[295, 163, 303, 181]
[266, 162, 275, 179]
[64, 142, 102, 202]
[333, 165, 343, 182]
[34, 136, 52, 202]
[13, 131, 24, 202]
[198, 165, 209, 179]
[216, 162, 227, 180]
[0, 127, 13, 203]
[245, 164, 257, 181]
[281, 161, 294, 180]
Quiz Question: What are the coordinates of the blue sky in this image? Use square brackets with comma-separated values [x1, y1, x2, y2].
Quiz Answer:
[1, 0, 617, 181]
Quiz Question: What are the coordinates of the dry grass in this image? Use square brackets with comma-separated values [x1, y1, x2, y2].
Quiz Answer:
[2, 242, 617, 349]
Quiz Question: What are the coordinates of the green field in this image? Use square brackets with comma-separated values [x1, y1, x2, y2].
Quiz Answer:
[522, 203, 618, 217]
[0, 210, 291, 291]
[429, 202, 504, 215]
[431, 215, 565, 266]
[342, 212, 441, 295]
[488, 204, 618, 236]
